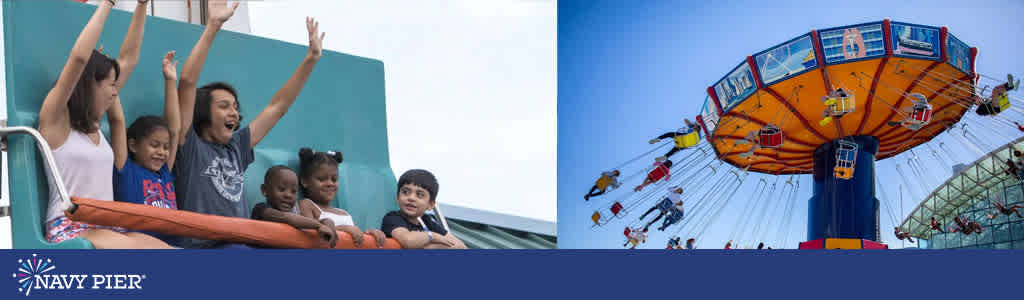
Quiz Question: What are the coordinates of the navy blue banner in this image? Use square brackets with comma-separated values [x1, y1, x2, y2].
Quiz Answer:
[1, 250, 1022, 299]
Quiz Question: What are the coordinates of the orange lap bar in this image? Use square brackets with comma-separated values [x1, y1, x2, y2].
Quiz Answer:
[65, 197, 402, 249]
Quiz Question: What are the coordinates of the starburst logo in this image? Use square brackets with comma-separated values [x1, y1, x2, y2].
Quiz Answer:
[12, 254, 55, 296]
[10, 253, 145, 296]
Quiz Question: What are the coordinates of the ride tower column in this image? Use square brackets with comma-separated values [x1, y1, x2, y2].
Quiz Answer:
[804, 135, 883, 248]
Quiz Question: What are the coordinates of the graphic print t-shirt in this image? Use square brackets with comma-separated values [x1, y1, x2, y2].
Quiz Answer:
[173, 126, 254, 248]
[114, 159, 177, 241]
[114, 159, 177, 208]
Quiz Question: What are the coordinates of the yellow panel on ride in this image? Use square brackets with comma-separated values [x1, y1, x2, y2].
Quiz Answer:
[824, 238, 863, 249]
[675, 131, 701, 148]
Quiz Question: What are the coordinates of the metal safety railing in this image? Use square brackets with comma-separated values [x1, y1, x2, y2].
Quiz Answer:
[0, 124, 73, 218]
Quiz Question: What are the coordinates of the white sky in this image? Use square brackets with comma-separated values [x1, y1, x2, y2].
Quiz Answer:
[248, 0, 557, 222]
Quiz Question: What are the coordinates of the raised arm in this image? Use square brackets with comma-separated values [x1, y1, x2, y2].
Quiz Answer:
[109, 97, 128, 170]
[177, 0, 238, 146]
[247, 17, 325, 148]
[113, 0, 150, 90]
[162, 51, 181, 169]
[38, 0, 114, 147]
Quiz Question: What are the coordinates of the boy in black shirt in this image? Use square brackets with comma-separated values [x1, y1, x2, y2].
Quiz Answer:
[381, 169, 466, 249]
[251, 166, 337, 248]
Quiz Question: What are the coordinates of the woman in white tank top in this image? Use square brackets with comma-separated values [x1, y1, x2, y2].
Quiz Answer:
[297, 148, 388, 247]
[36, 1, 171, 249]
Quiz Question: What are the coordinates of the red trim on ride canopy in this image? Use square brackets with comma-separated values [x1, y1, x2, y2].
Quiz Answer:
[940, 27, 949, 63]
[719, 150, 814, 168]
[855, 57, 890, 135]
[747, 56, 765, 90]
[883, 19, 893, 56]
[696, 115, 711, 140]
[707, 86, 724, 115]
[720, 156, 812, 175]
[865, 61, 942, 136]
[746, 159, 813, 169]
[811, 30, 832, 93]
[720, 147, 813, 156]
[969, 47, 978, 79]
[763, 87, 831, 142]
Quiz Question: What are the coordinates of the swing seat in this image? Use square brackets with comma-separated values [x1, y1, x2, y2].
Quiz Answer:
[677, 131, 701, 148]
[591, 211, 603, 225]
[834, 166, 854, 179]
[998, 93, 1011, 112]
[825, 91, 855, 116]
[656, 198, 674, 212]
[911, 105, 932, 123]
[610, 202, 625, 215]
[758, 125, 783, 148]
[834, 140, 858, 180]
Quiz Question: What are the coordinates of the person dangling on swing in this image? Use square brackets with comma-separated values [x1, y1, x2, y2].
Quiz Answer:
[987, 201, 1024, 219]
[930, 216, 945, 233]
[1004, 158, 1022, 180]
[655, 200, 685, 231]
[894, 227, 915, 243]
[634, 159, 673, 192]
[649, 119, 702, 161]
[623, 226, 648, 249]
[585, 169, 621, 201]
[949, 216, 982, 235]
[976, 74, 1017, 116]
[638, 186, 683, 231]
[666, 236, 682, 249]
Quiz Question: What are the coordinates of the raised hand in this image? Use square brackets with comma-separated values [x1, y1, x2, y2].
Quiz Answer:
[306, 17, 325, 59]
[161, 51, 178, 81]
[207, 0, 239, 27]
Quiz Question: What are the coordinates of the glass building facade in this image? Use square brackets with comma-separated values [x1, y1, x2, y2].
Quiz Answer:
[900, 138, 1024, 249]
[922, 182, 1024, 249]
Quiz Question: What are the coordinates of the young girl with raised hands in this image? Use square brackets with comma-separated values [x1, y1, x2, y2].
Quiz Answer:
[110, 51, 182, 244]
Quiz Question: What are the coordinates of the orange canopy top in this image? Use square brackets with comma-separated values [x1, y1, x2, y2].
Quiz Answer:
[698, 20, 977, 175]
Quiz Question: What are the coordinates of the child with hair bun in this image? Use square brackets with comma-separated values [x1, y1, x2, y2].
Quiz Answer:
[296, 148, 387, 248]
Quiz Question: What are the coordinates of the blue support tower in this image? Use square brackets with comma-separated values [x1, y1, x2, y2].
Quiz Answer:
[807, 135, 881, 241]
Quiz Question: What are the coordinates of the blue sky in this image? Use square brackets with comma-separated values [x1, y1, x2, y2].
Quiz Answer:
[559, 0, 1024, 249]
